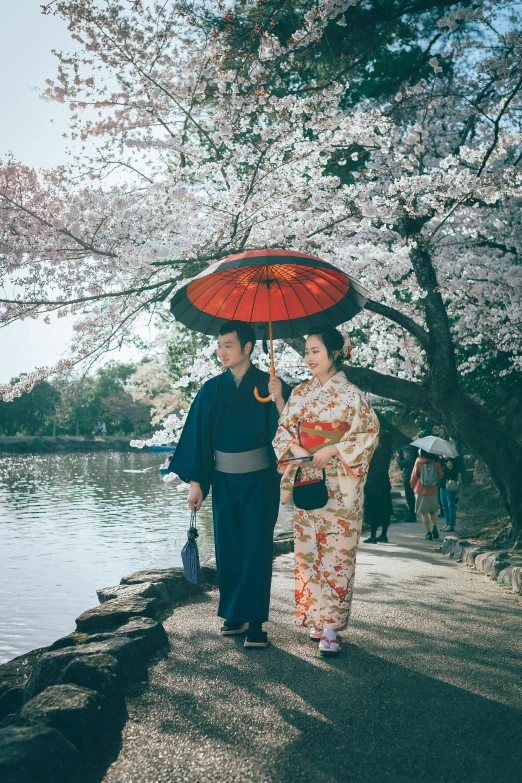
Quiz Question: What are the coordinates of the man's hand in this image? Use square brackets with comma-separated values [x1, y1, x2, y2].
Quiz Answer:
[268, 375, 285, 413]
[312, 445, 337, 469]
[187, 481, 203, 511]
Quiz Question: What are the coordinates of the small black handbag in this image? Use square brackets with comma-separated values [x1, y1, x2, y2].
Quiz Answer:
[293, 467, 329, 511]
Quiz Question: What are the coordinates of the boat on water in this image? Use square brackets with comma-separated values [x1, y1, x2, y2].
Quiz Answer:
[151, 443, 176, 452]
[159, 452, 176, 475]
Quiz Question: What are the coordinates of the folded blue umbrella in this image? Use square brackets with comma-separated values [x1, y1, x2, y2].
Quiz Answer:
[181, 510, 200, 585]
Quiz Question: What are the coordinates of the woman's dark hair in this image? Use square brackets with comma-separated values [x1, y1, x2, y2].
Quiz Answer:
[307, 326, 348, 372]
[218, 320, 256, 356]
[420, 449, 433, 460]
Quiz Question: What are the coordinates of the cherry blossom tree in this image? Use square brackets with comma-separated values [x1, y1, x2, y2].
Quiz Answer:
[1, 0, 522, 541]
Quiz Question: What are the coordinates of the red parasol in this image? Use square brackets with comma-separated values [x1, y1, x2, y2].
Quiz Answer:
[170, 248, 367, 402]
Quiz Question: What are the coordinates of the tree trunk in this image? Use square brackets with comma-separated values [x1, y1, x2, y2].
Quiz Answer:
[430, 389, 522, 548]
[75, 419, 80, 437]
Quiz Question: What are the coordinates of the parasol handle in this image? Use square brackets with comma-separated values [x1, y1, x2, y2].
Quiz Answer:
[254, 283, 275, 403]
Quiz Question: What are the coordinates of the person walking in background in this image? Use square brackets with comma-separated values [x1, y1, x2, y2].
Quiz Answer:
[439, 458, 460, 532]
[364, 430, 394, 543]
[410, 449, 444, 540]
[273, 326, 379, 655]
[397, 446, 417, 521]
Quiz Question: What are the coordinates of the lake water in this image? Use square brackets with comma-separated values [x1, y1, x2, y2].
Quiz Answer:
[0, 452, 293, 664]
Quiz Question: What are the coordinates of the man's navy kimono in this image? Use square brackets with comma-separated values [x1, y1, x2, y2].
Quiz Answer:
[169, 364, 291, 624]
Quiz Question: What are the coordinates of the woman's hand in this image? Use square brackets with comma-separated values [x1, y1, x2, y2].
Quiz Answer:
[312, 445, 337, 469]
[289, 444, 311, 459]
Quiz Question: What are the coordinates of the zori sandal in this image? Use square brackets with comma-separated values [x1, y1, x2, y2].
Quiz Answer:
[319, 630, 341, 654]
[309, 627, 323, 640]
[221, 621, 248, 636]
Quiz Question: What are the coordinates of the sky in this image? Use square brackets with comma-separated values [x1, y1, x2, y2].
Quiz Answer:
[0, 2, 141, 383]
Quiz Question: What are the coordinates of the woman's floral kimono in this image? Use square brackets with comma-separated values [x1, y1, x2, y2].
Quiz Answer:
[273, 371, 379, 631]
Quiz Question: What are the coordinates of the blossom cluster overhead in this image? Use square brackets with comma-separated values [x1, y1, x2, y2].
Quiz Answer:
[1, 0, 521, 410]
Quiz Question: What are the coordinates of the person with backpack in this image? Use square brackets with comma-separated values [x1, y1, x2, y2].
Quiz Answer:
[410, 449, 444, 540]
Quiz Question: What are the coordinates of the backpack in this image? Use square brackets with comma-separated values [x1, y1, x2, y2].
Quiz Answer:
[420, 460, 438, 488]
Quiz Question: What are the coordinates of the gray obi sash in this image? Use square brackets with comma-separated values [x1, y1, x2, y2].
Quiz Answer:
[214, 446, 272, 474]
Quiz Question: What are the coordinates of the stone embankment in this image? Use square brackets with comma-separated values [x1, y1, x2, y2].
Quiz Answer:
[439, 536, 522, 594]
[0, 534, 293, 782]
[0, 436, 136, 453]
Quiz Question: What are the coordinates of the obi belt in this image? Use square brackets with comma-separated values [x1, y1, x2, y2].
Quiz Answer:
[299, 421, 350, 454]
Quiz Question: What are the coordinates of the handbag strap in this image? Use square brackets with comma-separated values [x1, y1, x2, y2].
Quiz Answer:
[295, 467, 326, 482]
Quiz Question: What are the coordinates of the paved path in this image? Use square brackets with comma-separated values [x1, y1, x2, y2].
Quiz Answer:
[103, 523, 522, 783]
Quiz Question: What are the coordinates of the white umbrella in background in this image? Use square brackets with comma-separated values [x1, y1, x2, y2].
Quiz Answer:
[410, 436, 458, 459]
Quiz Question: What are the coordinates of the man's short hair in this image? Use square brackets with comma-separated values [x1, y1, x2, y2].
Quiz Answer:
[218, 321, 256, 356]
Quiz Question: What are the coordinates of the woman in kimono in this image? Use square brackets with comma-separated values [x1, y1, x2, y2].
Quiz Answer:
[272, 326, 379, 654]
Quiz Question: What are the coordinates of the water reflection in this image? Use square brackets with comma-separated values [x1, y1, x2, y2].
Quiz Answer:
[0, 452, 293, 664]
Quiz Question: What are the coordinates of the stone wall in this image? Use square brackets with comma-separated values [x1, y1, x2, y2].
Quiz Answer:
[0, 533, 293, 782]
[439, 536, 522, 593]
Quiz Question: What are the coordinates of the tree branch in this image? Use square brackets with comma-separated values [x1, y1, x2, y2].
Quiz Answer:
[477, 74, 522, 175]
[343, 366, 439, 419]
[364, 298, 429, 348]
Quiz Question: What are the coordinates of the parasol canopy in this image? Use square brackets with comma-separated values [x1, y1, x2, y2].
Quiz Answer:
[410, 436, 458, 459]
[170, 248, 368, 402]
[170, 248, 367, 339]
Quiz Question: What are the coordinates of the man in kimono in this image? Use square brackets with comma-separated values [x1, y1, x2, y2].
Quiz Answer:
[168, 320, 291, 649]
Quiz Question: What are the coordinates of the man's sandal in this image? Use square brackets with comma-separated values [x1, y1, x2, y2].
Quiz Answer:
[309, 627, 323, 641]
[244, 630, 269, 649]
[319, 631, 340, 654]
[221, 621, 248, 636]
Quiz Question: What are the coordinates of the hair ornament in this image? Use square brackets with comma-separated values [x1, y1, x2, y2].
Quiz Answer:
[341, 331, 353, 359]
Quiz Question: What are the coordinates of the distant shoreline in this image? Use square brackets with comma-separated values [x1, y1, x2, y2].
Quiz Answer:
[0, 436, 143, 453]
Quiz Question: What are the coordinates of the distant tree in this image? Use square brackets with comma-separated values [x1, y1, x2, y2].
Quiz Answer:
[51, 375, 97, 436]
[165, 323, 220, 402]
[0, 378, 60, 436]
[98, 391, 149, 435]
[92, 363, 152, 434]
[126, 358, 187, 426]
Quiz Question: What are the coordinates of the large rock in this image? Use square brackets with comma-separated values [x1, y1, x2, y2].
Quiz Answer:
[19, 684, 112, 758]
[48, 632, 91, 651]
[97, 580, 171, 609]
[452, 541, 471, 562]
[512, 567, 522, 594]
[0, 724, 81, 783]
[486, 556, 510, 579]
[86, 617, 169, 658]
[474, 551, 510, 577]
[75, 595, 158, 632]
[498, 565, 514, 586]
[0, 647, 49, 721]
[273, 534, 294, 556]
[0, 687, 24, 723]
[464, 547, 485, 566]
[57, 653, 126, 722]
[25, 638, 147, 700]
[120, 567, 202, 601]
[440, 536, 458, 555]
[474, 551, 493, 572]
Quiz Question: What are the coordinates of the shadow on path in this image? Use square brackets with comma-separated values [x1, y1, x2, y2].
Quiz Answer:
[102, 524, 522, 783]
[155, 625, 522, 783]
